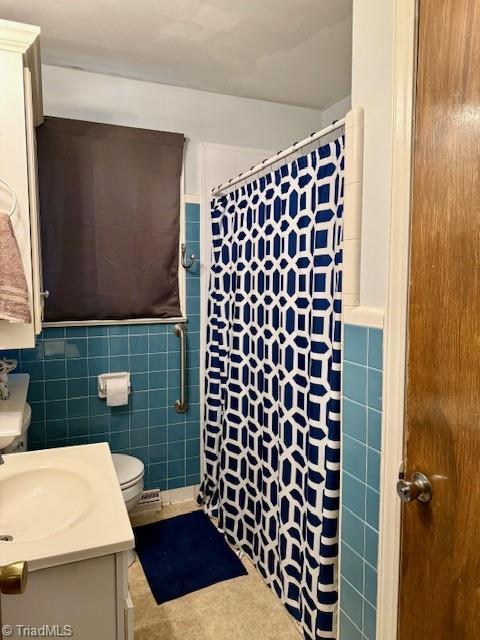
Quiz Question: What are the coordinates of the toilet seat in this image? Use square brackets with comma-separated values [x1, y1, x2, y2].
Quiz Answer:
[112, 453, 144, 490]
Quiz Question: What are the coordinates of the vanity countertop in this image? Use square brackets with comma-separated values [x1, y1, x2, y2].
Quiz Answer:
[0, 443, 134, 571]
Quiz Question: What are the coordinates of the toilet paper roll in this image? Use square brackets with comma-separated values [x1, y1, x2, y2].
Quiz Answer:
[105, 376, 129, 407]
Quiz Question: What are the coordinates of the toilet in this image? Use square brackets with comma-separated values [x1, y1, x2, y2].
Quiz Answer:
[112, 453, 145, 511]
[112, 453, 145, 565]
[1, 402, 31, 453]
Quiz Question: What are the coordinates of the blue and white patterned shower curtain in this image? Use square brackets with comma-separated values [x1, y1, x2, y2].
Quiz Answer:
[200, 137, 344, 640]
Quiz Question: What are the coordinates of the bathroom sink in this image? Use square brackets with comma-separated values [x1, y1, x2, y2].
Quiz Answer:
[0, 443, 134, 571]
[0, 467, 93, 542]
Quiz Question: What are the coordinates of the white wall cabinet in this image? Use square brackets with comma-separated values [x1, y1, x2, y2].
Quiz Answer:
[2, 552, 133, 639]
[0, 20, 44, 350]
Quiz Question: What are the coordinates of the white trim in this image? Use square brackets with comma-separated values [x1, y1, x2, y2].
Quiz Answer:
[198, 143, 207, 477]
[23, 67, 43, 335]
[342, 107, 364, 320]
[184, 193, 200, 204]
[0, 18, 40, 53]
[131, 484, 200, 515]
[0, 19, 43, 126]
[337, 320, 345, 640]
[43, 317, 187, 328]
[376, 1, 417, 639]
[179, 162, 187, 317]
[158, 484, 200, 506]
[344, 305, 384, 329]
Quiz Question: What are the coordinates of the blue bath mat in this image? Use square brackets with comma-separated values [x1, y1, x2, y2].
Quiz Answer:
[134, 509, 247, 604]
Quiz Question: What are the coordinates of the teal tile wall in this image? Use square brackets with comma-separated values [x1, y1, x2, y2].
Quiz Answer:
[340, 324, 383, 640]
[1, 203, 201, 491]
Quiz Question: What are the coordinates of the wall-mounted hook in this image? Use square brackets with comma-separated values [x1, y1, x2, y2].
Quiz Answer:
[181, 243, 196, 269]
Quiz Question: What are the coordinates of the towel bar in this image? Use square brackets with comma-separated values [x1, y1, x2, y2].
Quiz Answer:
[173, 323, 188, 413]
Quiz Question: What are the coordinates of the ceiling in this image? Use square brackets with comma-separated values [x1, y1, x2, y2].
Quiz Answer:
[0, 0, 352, 110]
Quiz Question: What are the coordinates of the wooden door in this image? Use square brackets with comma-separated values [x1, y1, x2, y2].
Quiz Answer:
[399, 0, 480, 637]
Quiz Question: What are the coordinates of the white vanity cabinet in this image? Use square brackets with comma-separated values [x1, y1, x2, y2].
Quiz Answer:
[2, 552, 134, 640]
[0, 445, 135, 639]
[0, 19, 44, 349]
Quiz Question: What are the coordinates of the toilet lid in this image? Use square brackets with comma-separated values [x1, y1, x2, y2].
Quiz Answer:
[112, 453, 144, 487]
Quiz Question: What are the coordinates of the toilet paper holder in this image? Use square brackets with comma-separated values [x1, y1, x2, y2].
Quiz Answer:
[98, 372, 131, 400]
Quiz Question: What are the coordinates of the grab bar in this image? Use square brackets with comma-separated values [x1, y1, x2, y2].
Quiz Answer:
[173, 323, 188, 413]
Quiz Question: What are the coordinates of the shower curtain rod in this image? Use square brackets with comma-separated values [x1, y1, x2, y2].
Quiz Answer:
[211, 117, 346, 196]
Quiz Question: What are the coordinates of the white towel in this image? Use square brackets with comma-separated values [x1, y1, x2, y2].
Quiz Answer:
[0, 212, 31, 323]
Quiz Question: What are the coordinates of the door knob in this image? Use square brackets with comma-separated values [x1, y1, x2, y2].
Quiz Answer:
[397, 472, 432, 503]
[0, 561, 28, 594]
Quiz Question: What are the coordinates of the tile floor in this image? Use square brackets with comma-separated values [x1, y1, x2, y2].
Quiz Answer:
[129, 501, 301, 640]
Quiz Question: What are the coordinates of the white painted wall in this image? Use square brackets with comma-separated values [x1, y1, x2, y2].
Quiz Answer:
[351, 0, 394, 309]
[41, 65, 337, 196]
[322, 95, 351, 127]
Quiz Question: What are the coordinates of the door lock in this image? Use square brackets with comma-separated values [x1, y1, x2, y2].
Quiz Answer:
[397, 472, 432, 503]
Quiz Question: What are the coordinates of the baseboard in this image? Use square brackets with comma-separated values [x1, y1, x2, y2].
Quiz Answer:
[131, 484, 200, 515]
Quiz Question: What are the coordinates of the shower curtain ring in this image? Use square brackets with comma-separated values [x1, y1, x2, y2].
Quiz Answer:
[181, 243, 196, 269]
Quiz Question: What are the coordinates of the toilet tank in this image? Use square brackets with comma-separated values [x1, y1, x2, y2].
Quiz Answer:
[1, 403, 31, 453]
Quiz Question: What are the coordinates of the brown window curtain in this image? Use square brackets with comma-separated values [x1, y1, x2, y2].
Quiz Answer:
[36, 117, 185, 322]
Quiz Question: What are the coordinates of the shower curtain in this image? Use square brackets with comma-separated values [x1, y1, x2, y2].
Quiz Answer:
[200, 137, 344, 640]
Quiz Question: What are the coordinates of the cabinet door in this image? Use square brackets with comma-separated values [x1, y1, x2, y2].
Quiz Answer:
[24, 67, 43, 334]
[2, 555, 118, 639]
[0, 50, 35, 349]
